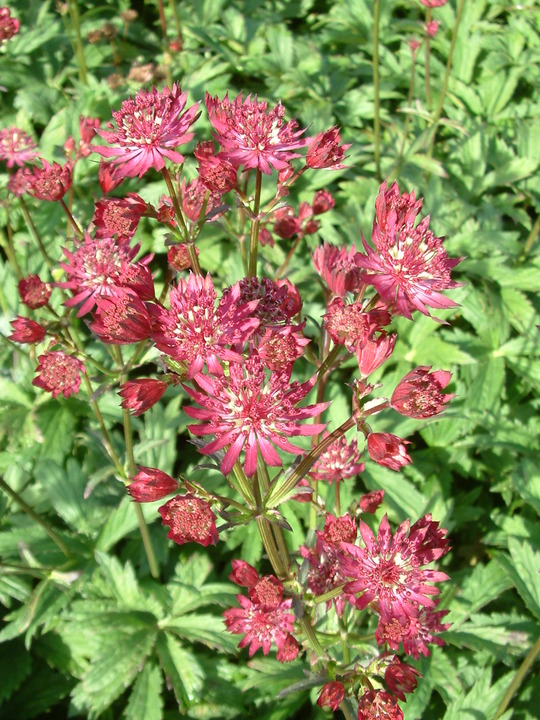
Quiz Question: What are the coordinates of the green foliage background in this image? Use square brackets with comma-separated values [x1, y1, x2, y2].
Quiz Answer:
[0, 0, 539, 718]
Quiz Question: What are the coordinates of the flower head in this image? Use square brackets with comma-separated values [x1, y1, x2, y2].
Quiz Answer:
[317, 682, 346, 711]
[32, 351, 84, 399]
[119, 379, 168, 416]
[0, 127, 38, 168]
[18, 274, 51, 309]
[222, 277, 301, 336]
[357, 690, 403, 720]
[184, 354, 327, 477]
[425, 19, 440, 37]
[359, 489, 385, 514]
[158, 494, 219, 546]
[8, 317, 46, 344]
[340, 514, 450, 622]
[205, 92, 308, 174]
[312, 189, 335, 215]
[324, 298, 391, 352]
[312, 242, 363, 297]
[356, 331, 397, 379]
[367, 433, 411, 471]
[308, 432, 364, 484]
[384, 658, 421, 701]
[89, 291, 153, 344]
[92, 193, 148, 239]
[58, 232, 154, 316]
[257, 325, 310, 373]
[391, 365, 453, 419]
[0, 7, 19, 44]
[24, 160, 72, 201]
[419, 0, 447, 6]
[306, 126, 350, 170]
[127, 466, 178, 502]
[93, 84, 200, 178]
[181, 178, 224, 222]
[229, 560, 259, 588]
[167, 243, 197, 271]
[375, 601, 450, 658]
[355, 182, 462, 319]
[195, 141, 238, 194]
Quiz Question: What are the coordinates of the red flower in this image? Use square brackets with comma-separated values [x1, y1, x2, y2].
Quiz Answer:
[257, 325, 310, 373]
[340, 514, 450, 622]
[0, 7, 19, 44]
[308, 432, 364, 484]
[98, 160, 123, 194]
[355, 182, 462, 319]
[419, 0, 447, 6]
[425, 20, 440, 37]
[184, 354, 327, 477]
[58, 232, 154, 316]
[391, 365, 453, 419]
[195, 141, 238, 194]
[127, 466, 178, 502]
[356, 331, 397, 379]
[359, 489, 385, 514]
[384, 658, 421, 701]
[357, 690, 403, 720]
[375, 599, 450, 658]
[8, 317, 46, 344]
[0, 127, 37, 168]
[273, 206, 301, 239]
[158, 494, 219, 546]
[7, 168, 29, 196]
[306, 126, 350, 170]
[222, 277, 301, 336]
[32, 351, 84, 399]
[119, 379, 168, 416]
[92, 193, 148, 239]
[367, 433, 411, 471]
[167, 243, 196, 271]
[89, 291, 153, 344]
[317, 682, 345, 711]
[324, 298, 391, 352]
[77, 116, 100, 157]
[229, 560, 259, 588]
[276, 632, 299, 663]
[18, 274, 51, 309]
[312, 242, 363, 297]
[312, 189, 335, 215]
[181, 177, 224, 222]
[150, 273, 260, 378]
[24, 159, 72, 201]
[205, 92, 308, 174]
[93, 84, 200, 178]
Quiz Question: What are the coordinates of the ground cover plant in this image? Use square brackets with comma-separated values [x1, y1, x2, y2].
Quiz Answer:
[0, 1, 539, 718]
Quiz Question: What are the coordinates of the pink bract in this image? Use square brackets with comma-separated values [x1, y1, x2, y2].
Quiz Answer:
[24, 159, 72, 202]
[391, 365, 454, 418]
[127, 466, 178, 502]
[93, 84, 200, 178]
[205, 92, 308, 174]
[357, 690, 403, 720]
[118, 379, 168, 416]
[32, 351, 84, 399]
[0, 127, 38, 168]
[312, 242, 363, 297]
[308, 432, 364, 484]
[18, 274, 51, 309]
[158, 494, 219, 547]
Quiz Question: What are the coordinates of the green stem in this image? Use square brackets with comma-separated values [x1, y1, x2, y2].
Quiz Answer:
[299, 616, 326, 658]
[168, 0, 181, 36]
[1, 219, 23, 281]
[393, 55, 417, 178]
[19, 197, 56, 272]
[373, 0, 382, 181]
[335, 481, 341, 516]
[274, 235, 303, 280]
[248, 169, 263, 277]
[427, 0, 466, 159]
[161, 168, 203, 274]
[67, 0, 88, 84]
[520, 214, 540, 261]
[424, 8, 432, 109]
[231, 461, 256, 506]
[258, 456, 291, 572]
[156, 0, 167, 38]
[317, 344, 342, 383]
[0, 477, 71, 557]
[59, 198, 83, 237]
[493, 634, 540, 720]
[340, 699, 357, 720]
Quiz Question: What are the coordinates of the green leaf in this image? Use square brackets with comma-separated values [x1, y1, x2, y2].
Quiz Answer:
[496, 538, 540, 621]
[123, 661, 163, 720]
[446, 612, 536, 659]
[513, 458, 540, 515]
[0, 639, 32, 704]
[35, 402, 77, 463]
[446, 561, 513, 628]
[155, 633, 204, 712]
[95, 496, 141, 552]
[160, 614, 238, 653]
[39, 459, 92, 535]
[442, 668, 514, 720]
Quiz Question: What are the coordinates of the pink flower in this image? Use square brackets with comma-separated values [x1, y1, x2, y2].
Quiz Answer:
[224, 576, 297, 659]
[92, 193, 148, 239]
[180, 177, 224, 222]
[221, 277, 302, 335]
[7, 168, 29, 196]
[357, 690, 403, 720]
[18, 274, 51, 309]
[312, 242, 363, 297]
[359, 489, 385, 514]
[93, 84, 200, 178]
[167, 243, 194, 271]
[317, 682, 345, 711]
[184, 354, 327, 477]
[425, 20, 440, 37]
[32, 351, 84, 399]
[8, 317, 46, 344]
[308, 432, 364, 484]
[273, 206, 301, 239]
[24, 160, 72, 201]
[158, 494, 219, 546]
[257, 325, 310, 373]
[324, 298, 391, 352]
[118, 379, 168, 416]
[205, 92, 308, 174]
[306, 126, 350, 169]
[409, 38, 421, 57]
[0, 127, 37, 168]
[0, 7, 19, 43]
[367, 432, 411, 471]
[419, 0, 447, 7]
[340, 514, 450, 622]
[127, 466, 178, 502]
[150, 273, 260, 378]
[356, 331, 397, 379]
[89, 291, 153, 344]
[58, 232, 154, 316]
[355, 182, 462, 319]
[195, 141, 238, 194]
[77, 116, 100, 157]
[312, 189, 335, 215]
[391, 365, 453, 418]
[229, 560, 259, 588]
[376, 601, 450, 658]
[98, 160, 123, 194]
[384, 658, 421, 701]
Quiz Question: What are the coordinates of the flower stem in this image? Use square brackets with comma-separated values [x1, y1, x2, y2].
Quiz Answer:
[0, 477, 71, 558]
[161, 168, 203, 274]
[258, 456, 291, 572]
[248, 169, 263, 277]
[67, 0, 88, 85]
[19, 197, 56, 272]
[59, 198, 83, 237]
[168, 0, 181, 37]
[493, 634, 540, 720]
[520, 213, 540, 262]
[274, 235, 302, 280]
[427, 0, 466, 159]
[1, 216, 23, 281]
[299, 616, 326, 658]
[373, 0, 382, 181]
[424, 8, 432, 109]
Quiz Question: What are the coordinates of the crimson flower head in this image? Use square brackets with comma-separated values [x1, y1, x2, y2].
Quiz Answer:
[127, 466, 178, 502]
[0, 127, 37, 168]
[377, 601, 451, 659]
[357, 690, 403, 720]
[356, 330, 397, 379]
[419, 0, 447, 6]
[32, 351, 84, 399]
[355, 182, 462, 319]
[317, 682, 345, 711]
[306, 126, 351, 170]
[184, 354, 328, 477]
[58, 232, 154, 316]
[89, 291, 153, 345]
[24, 159, 72, 201]
[92, 193, 148, 239]
[195, 141, 238, 194]
[384, 658, 421, 702]
[18, 274, 51, 309]
[312, 242, 363, 297]
[367, 432, 411, 471]
[93, 84, 200, 178]
[98, 160, 123, 194]
[167, 243, 196, 272]
[359, 489, 385, 514]
[7, 168, 29, 196]
[391, 365, 453, 419]
[229, 560, 259, 588]
[257, 325, 310, 373]
[340, 514, 450, 622]
[150, 273, 260, 378]
[324, 297, 391, 352]
[425, 19, 440, 37]
[9, 317, 46, 344]
[308, 432, 364, 484]
[205, 92, 308, 174]
[119, 378, 168, 416]
[0, 7, 19, 43]
[181, 177, 224, 222]
[158, 494, 219, 546]
[312, 189, 335, 215]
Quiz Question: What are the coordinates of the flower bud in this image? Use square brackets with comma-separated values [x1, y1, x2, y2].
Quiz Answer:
[127, 466, 178, 502]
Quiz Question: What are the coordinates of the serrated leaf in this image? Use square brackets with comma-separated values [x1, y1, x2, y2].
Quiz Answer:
[161, 613, 238, 653]
[445, 612, 535, 659]
[513, 458, 540, 515]
[95, 496, 141, 552]
[123, 661, 163, 720]
[35, 402, 77, 463]
[446, 560, 513, 627]
[0, 639, 32, 704]
[155, 633, 204, 711]
[39, 459, 93, 535]
[442, 668, 513, 720]
[497, 539, 540, 621]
